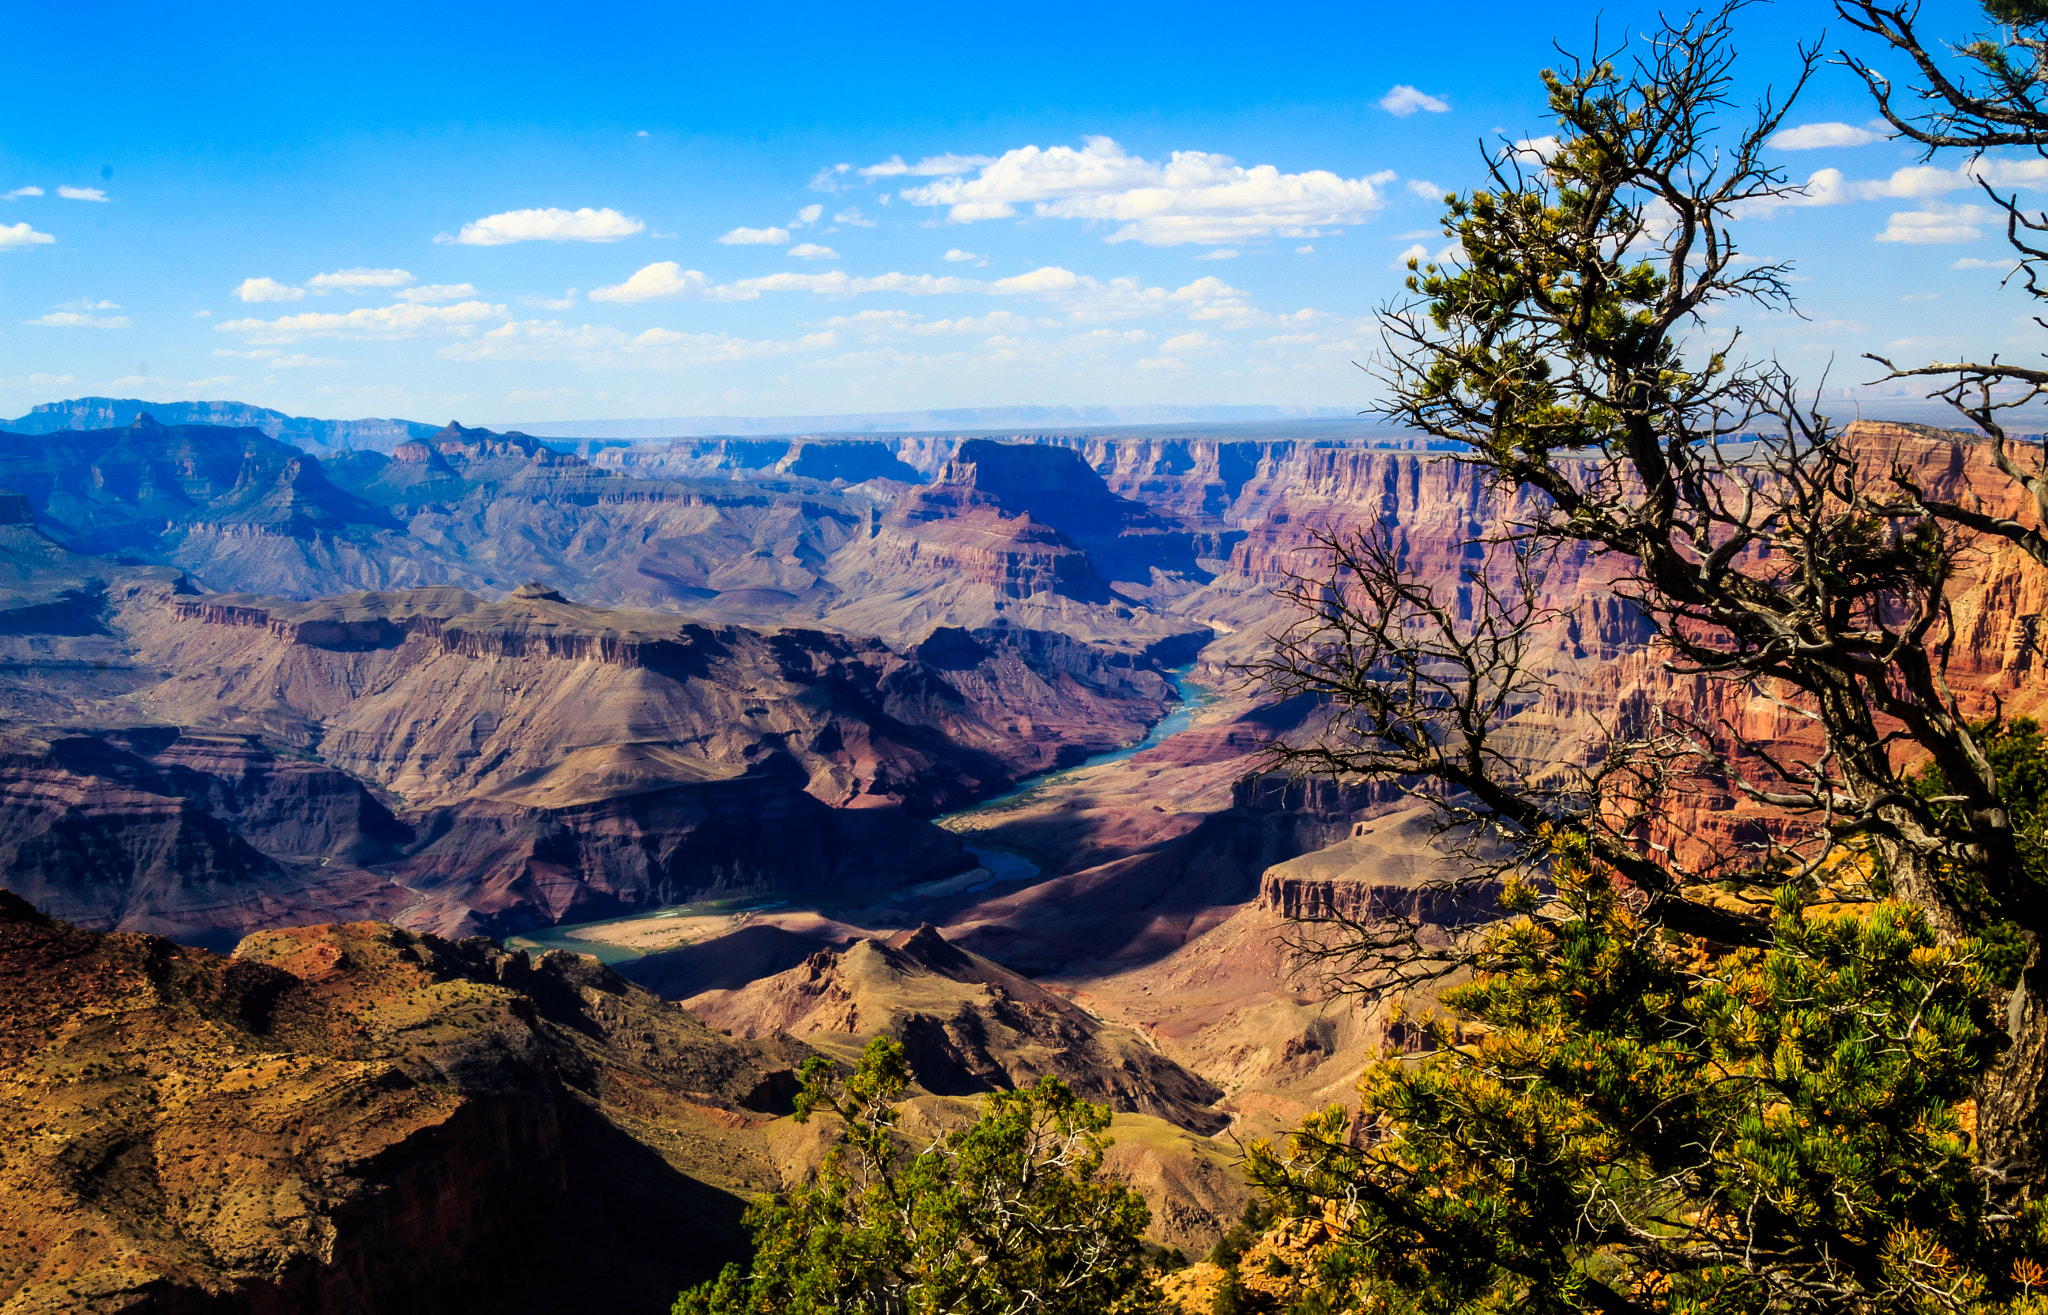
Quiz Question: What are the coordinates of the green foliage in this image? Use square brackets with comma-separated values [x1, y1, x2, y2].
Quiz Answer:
[1249, 829, 2043, 1313]
[1913, 716, 2048, 983]
[1984, 1, 2048, 27]
[674, 1036, 1160, 1315]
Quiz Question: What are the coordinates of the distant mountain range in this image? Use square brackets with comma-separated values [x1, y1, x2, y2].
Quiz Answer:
[3, 397, 441, 451]
[508, 404, 1362, 439]
[5, 393, 2038, 452]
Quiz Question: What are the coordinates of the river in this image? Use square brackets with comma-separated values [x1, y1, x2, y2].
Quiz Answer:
[505, 665, 1213, 964]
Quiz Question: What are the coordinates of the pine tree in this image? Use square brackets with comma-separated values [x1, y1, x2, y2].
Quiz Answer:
[675, 1037, 1160, 1315]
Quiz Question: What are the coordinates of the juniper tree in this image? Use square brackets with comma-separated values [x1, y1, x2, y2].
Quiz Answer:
[674, 1037, 1159, 1315]
[1246, 4, 2048, 1309]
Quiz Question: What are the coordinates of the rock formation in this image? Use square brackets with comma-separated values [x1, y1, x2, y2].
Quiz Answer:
[0, 895, 810, 1313]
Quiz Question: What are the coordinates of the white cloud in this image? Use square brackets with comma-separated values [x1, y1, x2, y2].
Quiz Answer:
[1752, 157, 2048, 216]
[394, 282, 481, 303]
[1135, 355, 1187, 371]
[234, 276, 306, 302]
[898, 136, 1395, 246]
[56, 298, 118, 311]
[589, 257, 1276, 330]
[590, 263, 712, 303]
[788, 243, 839, 260]
[3, 187, 42, 200]
[943, 248, 985, 263]
[1160, 331, 1213, 353]
[719, 271, 976, 300]
[1379, 85, 1450, 117]
[811, 163, 854, 192]
[718, 225, 791, 245]
[1070, 327, 1151, 345]
[1392, 242, 1431, 268]
[1406, 179, 1445, 200]
[1874, 200, 1993, 244]
[792, 204, 824, 227]
[860, 152, 999, 178]
[987, 266, 1080, 294]
[308, 267, 415, 292]
[1511, 136, 1560, 165]
[192, 309, 211, 317]
[0, 222, 55, 250]
[593, 262, 989, 304]
[520, 289, 580, 309]
[1294, 244, 1315, 254]
[1194, 248, 1238, 260]
[834, 207, 878, 227]
[1952, 256, 2020, 270]
[1901, 292, 1940, 301]
[57, 186, 108, 202]
[445, 207, 644, 246]
[215, 300, 507, 342]
[27, 311, 128, 328]
[1769, 121, 1887, 150]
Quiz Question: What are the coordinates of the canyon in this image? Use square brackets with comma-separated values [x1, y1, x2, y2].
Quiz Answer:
[0, 405, 2042, 1310]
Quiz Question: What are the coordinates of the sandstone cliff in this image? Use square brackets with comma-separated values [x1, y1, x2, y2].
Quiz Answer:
[0, 897, 810, 1313]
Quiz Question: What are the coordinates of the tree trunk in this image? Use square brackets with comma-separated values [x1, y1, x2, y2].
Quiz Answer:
[1979, 949, 2048, 1212]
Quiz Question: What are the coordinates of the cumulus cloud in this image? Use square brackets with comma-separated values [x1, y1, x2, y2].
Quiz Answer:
[444, 207, 644, 246]
[1874, 200, 1994, 244]
[792, 204, 824, 227]
[1294, 244, 1315, 254]
[234, 277, 306, 302]
[394, 283, 481, 303]
[1511, 136, 1560, 165]
[308, 267, 415, 292]
[811, 163, 854, 192]
[215, 300, 507, 343]
[57, 186, 108, 202]
[943, 248, 985, 263]
[1769, 121, 1887, 150]
[788, 243, 839, 260]
[27, 310, 128, 328]
[56, 298, 118, 311]
[1750, 157, 2048, 216]
[861, 152, 998, 178]
[1160, 331, 1213, 353]
[589, 263, 713, 303]
[1406, 179, 1445, 200]
[1135, 355, 1188, 371]
[1953, 255, 2021, 270]
[718, 225, 791, 245]
[897, 136, 1394, 245]
[591, 261, 984, 303]
[590, 257, 1276, 330]
[1379, 85, 1449, 117]
[1392, 242, 1431, 268]
[0, 222, 55, 250]
[1195, 249, 1238, 260]
[834, 207, 878, 228]
[520, 289, 580, 309]
[3, 187, 42, 200]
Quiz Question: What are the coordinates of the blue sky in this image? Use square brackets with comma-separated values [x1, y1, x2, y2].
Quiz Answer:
[0, 0, 2029, 426]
